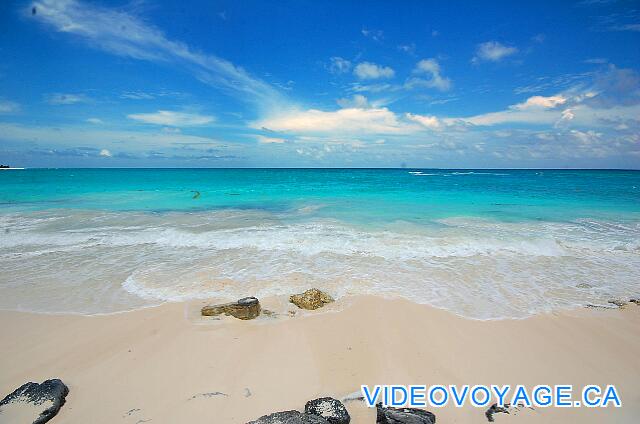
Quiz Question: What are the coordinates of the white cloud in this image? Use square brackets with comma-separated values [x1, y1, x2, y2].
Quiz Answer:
[512, 95, 567, 110]
[257, 135, 286, 144]
[99, 149, 112, 157]
[336, 94, 369, 108]
[472, 41, 518, 63]
[328, 57, 352, 74]
[406, 113, 441, 129]
[254, 107, 412, 135]
[354, 62, 395, 80]
[127, 110, 215, 126]
[408, 59, 452, 91]
[86, 118, 103, 124]
[31, 0, 282, 109]
[0, 122, 227, 151]
[0, 99, 20, 113]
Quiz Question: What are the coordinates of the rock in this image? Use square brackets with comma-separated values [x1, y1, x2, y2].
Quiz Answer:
[0, 379, 69, 424]
[305, 397, 350, 424]
[247, 410, 329, 424]
[576, 283, 592, 289]
[630, 298, 639, 305]
[485, 403, 511, 422]
[608, 299, 627, 308]
[485, 403, 533, 422]
[290, 289, 334, 310]
[376, 403, 436, 424]
[201, 296, 261, 320]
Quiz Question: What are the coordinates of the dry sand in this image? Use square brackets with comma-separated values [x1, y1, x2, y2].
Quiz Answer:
[1, 296, 639, 423]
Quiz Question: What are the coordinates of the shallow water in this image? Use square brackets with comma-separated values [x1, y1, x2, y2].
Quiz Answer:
[1, 168, 639, 318]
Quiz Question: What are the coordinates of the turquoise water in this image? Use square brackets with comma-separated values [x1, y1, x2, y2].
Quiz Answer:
[1, 169, 639, 318]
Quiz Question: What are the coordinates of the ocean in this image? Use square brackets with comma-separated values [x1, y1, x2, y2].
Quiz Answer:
[1, 168, 639, 319]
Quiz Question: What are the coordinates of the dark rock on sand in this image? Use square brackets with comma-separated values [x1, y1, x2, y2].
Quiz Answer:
[485, 403, 534, 422]
[305, 397, 350, 424]
[630, 298, 639, 305]
[485, 403, 511, 422]
[0, 379, 69, 424]
[290, 289, 334, 310]
[201, 296, 261, 320]
[247, 410, 330, 424]
[376, 403, 436, 424]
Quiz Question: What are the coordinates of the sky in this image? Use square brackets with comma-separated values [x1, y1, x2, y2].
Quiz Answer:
[0, 0, 639, 168]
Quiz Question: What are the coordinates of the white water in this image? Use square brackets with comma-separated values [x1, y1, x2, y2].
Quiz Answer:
[0, 209, 639, 319]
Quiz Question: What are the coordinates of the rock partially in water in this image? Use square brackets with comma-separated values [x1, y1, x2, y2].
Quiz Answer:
[630, 298, 639, 305]
[0, 379, 69, 424]
[201, 297, 261, 320]
[290, 289, 334, 310]
[376, 403, 436, 424]
[305, 397, 350, 424]
[576, 283, 592, 289]
[247, 410, 329, 424]
[608, 299, 628, 308]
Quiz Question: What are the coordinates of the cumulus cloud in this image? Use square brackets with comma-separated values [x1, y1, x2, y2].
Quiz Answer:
[328, 57, 352, 74]
[254, 107, 411, 135]
[472, 41, 518, 63]
[406, 113, 441, 129]
[407, 59, 452, 91]
[354, 62, 395, 80]
[127, 110, 215, 126]
[99, 148, 112, 157]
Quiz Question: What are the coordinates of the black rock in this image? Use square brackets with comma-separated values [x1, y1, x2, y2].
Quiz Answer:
[305, 397, 350, 424]
[0, 379, 69, 424]
[247, 410, 330, 424]
[376, 403, 436, 424]
[485, 403, 511, 422]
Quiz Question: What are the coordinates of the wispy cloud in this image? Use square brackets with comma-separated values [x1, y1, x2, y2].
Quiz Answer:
[361, 28, 384, 42]
[30, 0, 283, 109]
[472, 41, 518, 63]
[354, 62, 395, 80]
[336, 94, 370, 108]
[256, 135, 286, 144]
[327, 57, 352, 74]
[127, 110, 215, 127]
[0, 122, 227, 151]
[0, 99, 20, 113]
[45, 92, 90, 105]
[86, 118, 103, 124]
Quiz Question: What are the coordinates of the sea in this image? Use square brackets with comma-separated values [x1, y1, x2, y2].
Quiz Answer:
[1, 168, 639, 319]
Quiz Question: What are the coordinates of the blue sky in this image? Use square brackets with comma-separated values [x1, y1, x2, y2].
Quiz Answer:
[0, 0, 639, 168]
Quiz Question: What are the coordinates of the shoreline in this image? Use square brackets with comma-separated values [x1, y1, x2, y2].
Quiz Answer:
[1, 295, 639, 423]
[0, 293, 633, 321]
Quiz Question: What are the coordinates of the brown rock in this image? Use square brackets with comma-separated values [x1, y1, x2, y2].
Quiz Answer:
[201, 297, 261, 320]
[290, 288, 334, 310]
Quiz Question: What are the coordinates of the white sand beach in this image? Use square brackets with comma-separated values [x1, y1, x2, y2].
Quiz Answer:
[1, 296, 639, 423]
